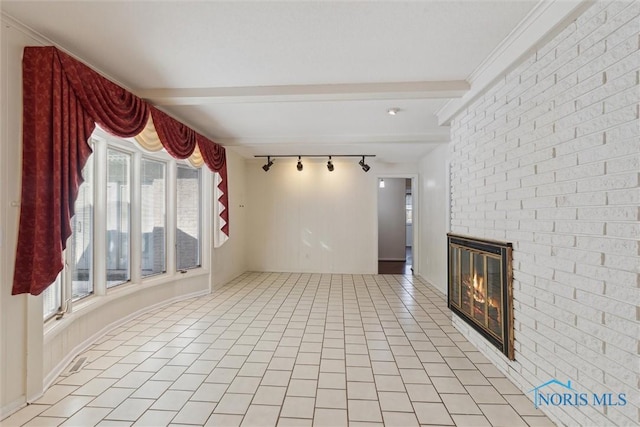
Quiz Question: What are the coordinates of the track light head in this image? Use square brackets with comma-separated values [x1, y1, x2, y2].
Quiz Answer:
[327, 156, 334, 172]
[262, 156, 274, 172]
[255, 155, 374, 172]
[359, 156, 370, 172]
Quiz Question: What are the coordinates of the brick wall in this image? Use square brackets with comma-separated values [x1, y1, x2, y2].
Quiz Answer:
[449, 2, 639, 426]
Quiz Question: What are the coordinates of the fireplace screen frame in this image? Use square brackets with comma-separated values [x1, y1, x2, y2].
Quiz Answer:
[447, 233, 514, 360]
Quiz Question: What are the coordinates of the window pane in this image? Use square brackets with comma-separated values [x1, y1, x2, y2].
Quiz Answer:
[72, 156, 93, 300]
[106, 149, 131, 287]
[43, 273, 62, 320]
[176, 166, 201, 270]
[141, 158, 166, 277]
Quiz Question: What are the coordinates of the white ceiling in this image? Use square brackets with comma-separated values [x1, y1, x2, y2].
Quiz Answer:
[2, 0, 541, 163]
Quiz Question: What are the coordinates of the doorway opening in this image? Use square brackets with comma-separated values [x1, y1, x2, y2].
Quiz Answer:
[378, 177, 414, 275]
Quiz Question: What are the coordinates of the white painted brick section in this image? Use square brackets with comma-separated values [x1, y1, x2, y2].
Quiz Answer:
[449, 2, 640, 426]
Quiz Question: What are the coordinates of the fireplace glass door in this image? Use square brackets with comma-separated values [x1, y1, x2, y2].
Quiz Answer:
[448, 234, 513, 359]
[452, 248, 503, 343]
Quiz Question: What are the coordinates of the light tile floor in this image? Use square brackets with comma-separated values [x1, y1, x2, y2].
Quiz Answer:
[3, 272, 555, 427]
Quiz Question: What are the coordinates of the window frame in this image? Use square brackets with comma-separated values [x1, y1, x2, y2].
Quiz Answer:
[105, 145, 133, 289]
[42, 273, 63, 321]
[43, 128, 211, 322]
[71, 144, 95, 302]
[140, 156, 168, 278]
[176, 163, 203, 271]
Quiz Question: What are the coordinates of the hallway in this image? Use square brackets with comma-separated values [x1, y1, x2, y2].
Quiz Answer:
[378, 247, 413, 275]
[4, 272, 552, 426]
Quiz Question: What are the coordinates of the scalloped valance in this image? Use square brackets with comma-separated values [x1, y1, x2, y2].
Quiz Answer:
[14, 46, 228, 296]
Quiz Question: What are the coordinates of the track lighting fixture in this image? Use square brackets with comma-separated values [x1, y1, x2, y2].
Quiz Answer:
[262, 156, 274, 172]
[254, 155, 375, 172]
[359, 156, 371, 172]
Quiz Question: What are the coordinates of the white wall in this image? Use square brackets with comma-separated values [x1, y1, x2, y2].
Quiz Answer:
[416, 144, 449, 294]
[0, 18, 43, 415]
[246, 158, 375, 273]
[378, 178, 406, 260]
[449, 2, 639, 425]
[211, 149, 247, 288]
[246, 158, 418, 273]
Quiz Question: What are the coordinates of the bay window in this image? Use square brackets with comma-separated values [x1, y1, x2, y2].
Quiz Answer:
[43, 129, 208, 320]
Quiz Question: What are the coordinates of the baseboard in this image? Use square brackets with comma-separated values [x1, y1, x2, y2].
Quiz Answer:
[416, 273, 447, 296]
[41, 288, 209, 394]
[378, 258, 406, 262]
[0, 396, 28, 421]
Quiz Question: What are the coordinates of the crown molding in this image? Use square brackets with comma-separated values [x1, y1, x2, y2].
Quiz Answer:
[1, 12, 138, 93]
[437, 0, 593, 126]
[1, 12, 50, 45]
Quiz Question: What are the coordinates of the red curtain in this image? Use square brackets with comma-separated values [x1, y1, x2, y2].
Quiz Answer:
[14, 46, 228, 296]
[151, 106, 229, 235]
[58, 50, 149, 137]
[198, 135, 229, 236]
[15, 48, 94, 295]
[150, 107, 197, 159]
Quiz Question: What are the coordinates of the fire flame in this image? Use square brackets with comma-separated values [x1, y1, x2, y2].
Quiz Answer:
[472, 272, 485, 303]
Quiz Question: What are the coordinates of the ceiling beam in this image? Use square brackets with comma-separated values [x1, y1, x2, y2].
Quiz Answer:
[214, 131, 451, 147]
[137, 81, 469, 106]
